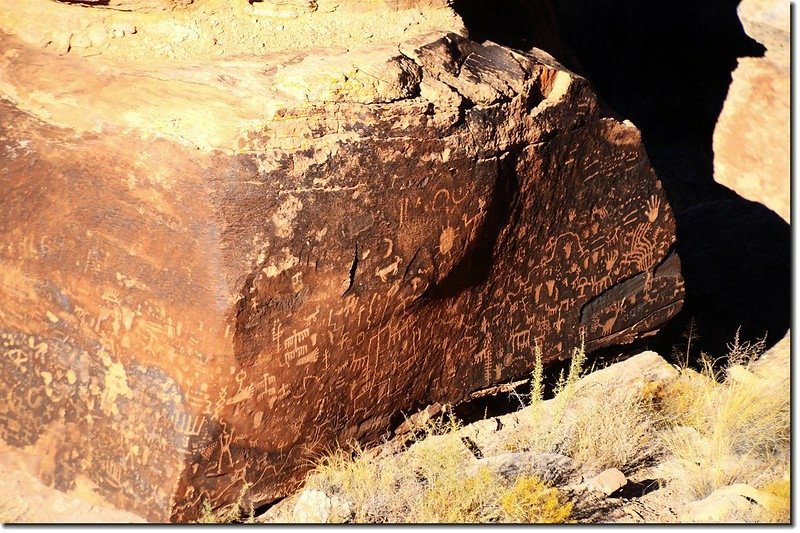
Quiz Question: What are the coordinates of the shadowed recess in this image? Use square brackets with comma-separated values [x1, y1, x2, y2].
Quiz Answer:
[454, 0, 788, 358]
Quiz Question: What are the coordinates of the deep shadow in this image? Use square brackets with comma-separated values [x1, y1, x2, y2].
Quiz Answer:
[611, 479, 661, 500]
[547, 0, 790, 358]
[450, 356, 570, 425]
[452, 0, 563, 56]
[421, 151, 520, 301]
[455, 0, 790, 359]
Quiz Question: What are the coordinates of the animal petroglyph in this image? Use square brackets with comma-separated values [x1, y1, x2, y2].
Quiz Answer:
[0, 26, 683, 522]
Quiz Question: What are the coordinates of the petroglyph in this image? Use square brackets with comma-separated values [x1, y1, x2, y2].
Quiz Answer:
[0, 25, 683, 522]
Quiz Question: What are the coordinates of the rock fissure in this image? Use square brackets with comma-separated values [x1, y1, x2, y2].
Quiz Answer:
[0, 2, 685, 521]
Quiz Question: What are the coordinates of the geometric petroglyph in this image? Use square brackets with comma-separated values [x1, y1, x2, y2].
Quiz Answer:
[0, 28, 683, 521]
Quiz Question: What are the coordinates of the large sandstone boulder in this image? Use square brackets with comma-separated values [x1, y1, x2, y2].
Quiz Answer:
[0, 0, 683, 522]
[713, 0, 789, 222]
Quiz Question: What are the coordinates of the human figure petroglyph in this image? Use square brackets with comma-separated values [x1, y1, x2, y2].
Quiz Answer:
[0, 27, 688, 520]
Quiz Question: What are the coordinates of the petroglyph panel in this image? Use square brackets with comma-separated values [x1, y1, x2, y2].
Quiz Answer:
[0, 29, 683, 521]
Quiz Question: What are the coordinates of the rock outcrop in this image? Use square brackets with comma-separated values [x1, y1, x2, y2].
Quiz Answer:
[0, 0, 683, 522]
[712, 0, 789, 222]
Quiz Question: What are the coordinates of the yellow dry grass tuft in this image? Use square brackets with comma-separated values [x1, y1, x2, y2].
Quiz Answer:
[499, 475, 573, 523]
[194, 483, 254, 524]
[655, 340, 789, 500]
[562, 387, 658, 474]
[758, 478, 790, 523]
[303, 413, 572, 523]
[412, 466, 501, 523]
[520, 334, 658, 474]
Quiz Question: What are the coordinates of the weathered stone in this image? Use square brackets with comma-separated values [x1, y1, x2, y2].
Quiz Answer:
[471, 453, 576, 486]
[54, 0, 194, 11]
[0, 462, 147, 523]
[394, 402, 445, 436]
[291, 489, 352, 523]
[584, 468, 627, 496]
[571, 350, 680, 398]
[679, 484, 769, 523]
[0, 1, 683, 522]
[748, 331, 790, 383]
[713, 0, 789, 222]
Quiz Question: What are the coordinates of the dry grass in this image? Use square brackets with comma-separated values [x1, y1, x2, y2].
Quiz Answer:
[726, 328, 768, 368]
[758, 478, 790, 523]
[303, 415, 572, 523]
[195, 483, 254, 524]
[286, 328, 788, 524]
[562, 386, 658, 474]
[518, 335, 658, 475]
[654, 341, 789, 500]
[499, 475, 573, 523]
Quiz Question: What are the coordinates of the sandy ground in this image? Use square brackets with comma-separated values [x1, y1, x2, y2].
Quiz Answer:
[0, 0, 463, 63]
[0, 464, 146, 524]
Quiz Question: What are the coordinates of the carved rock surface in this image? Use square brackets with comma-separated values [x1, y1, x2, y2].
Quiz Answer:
[0, 2, 683, 522]
[713, 0, 789, 222]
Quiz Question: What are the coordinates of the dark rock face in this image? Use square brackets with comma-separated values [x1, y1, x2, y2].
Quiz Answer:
[0, 26, 683, 521]
[542, 0, 789, 357]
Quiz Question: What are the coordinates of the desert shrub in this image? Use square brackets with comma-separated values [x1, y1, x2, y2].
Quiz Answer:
[529, 342, 544, 408]
[655, 334, 789, 499]
[498, 475, 573, 523]
[562, 386, 658, 474]
[522, 335, 658, 474]
[411, 466, 502, 523]
[726, 328, 767, 368]
[758, 479, 790, 523]
[195, 483, 253, 524]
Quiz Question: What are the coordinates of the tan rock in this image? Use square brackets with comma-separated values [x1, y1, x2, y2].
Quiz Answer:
[110, 22, 137, 38]
[748, 331, 790, 382]
[53, 0, 194, 11]
[679, 484, 772, 522]
[471, 452, 576, 486]
[70, 33, 92, 49]
[273, 47, 423, 104]
[87, 24, 108, 47]
[713, 0, 789, 222]
[0, 460, 146, 524]
[571, 351, 680, 398]
[291, 489, 351, 523]
[584, 468, 627, 496]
